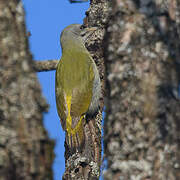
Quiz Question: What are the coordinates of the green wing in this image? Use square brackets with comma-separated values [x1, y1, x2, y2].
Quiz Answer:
[55, 60, 67, 130]
[55, 51, 94, 130]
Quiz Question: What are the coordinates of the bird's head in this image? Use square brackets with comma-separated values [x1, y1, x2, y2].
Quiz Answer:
[60, 24, 97, 51]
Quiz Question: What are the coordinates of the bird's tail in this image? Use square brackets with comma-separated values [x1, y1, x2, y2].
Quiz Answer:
[65, 116, 85, 152]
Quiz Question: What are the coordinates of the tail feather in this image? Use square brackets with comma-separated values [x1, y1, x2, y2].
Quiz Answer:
[66, 119, 85, 152]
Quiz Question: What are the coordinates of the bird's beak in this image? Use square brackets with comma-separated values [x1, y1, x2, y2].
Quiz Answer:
[85, 27, 98, 32]
[80, 26, 98, 42]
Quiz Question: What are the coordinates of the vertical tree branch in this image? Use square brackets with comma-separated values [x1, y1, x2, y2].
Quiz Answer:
[63, 0, 109, 179]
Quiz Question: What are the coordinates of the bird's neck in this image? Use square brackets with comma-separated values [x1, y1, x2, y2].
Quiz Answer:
[61, 38, 86, 54]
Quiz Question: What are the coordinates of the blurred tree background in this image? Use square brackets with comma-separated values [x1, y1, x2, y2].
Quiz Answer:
[1, 0, 180, 179]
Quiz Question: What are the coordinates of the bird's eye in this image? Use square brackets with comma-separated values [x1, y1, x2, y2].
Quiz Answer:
[80, 25, 86, 30]
[80, 25, 88, 37]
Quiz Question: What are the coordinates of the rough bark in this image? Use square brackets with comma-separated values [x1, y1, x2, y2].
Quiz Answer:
[63, 0, 109, 179]
[104, 0, 180, 179]
[0, 0, 54, 179]
[33, 60, 58, 72]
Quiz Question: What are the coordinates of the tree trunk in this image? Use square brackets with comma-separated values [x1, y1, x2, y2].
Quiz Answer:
[104, 0, 180, 179]
[63, 0, 109, 179]
[0, 0, 54, 179]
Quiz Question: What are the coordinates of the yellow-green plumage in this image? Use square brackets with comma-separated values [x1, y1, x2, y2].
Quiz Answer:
[55, 24, 100, 150]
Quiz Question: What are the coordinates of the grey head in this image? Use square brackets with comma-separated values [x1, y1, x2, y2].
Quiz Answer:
[60, 24, 97, 51]
[60, 24, 84, 51]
